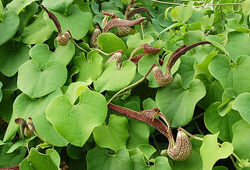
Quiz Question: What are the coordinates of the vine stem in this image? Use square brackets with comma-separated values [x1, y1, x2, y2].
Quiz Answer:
[107, 63, 157, 104]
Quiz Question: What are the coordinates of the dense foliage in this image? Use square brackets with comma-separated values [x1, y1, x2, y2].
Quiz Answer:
[0, 0, 250, 169]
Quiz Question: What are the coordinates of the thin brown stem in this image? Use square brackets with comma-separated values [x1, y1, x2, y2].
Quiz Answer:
[40, 5, 61, 34]
[103, 17, 145, 32]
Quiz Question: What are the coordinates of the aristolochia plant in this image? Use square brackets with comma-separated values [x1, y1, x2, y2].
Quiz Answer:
[0, 0, 250, 170]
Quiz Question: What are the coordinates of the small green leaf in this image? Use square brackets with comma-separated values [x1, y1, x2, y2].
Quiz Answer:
[0, 11, 20, 46]
[204, 102, 241, 142]
[232, 93, 250, 123]
[45, 5, 92, 40]
[66, 81, 91, 104]
[0, 142, 26, 167]
[131, 154, 171, 170]
[21, 11, 54, 44]
[0, 42, 30, 77]
[93, 114, 129, 151]
[42, 0, 73, 13]
[225, 32, 250, 61]
[97, 33, 127, 53]
[30, 41, 75, 69]
[183, 30, 204, 45]
[20, 148, 60, 170]
[209, 55, 250, 95]
[87, 147, 133, 170]
[171, 2, 193, 23]
[6, 0, 36, 14]
[126, 33, 154, 49]
[17, 60, 67, 98]
[46, 90, 107, 146]
[232, 120, 250, 159]
[156, 74, 206, 127]
[242, 0, 250, 16]
[94, 60, 136, 92]
[73, 52, 103, 82]
[200, 133, 234, 170]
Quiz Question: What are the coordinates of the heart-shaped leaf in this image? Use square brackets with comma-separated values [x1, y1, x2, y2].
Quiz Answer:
[45, 5, 92, 40]
[17, 60, 67, 98]
[21, 11, 54, 44]
[0, 142, 26, 167]
[6, 0, 36, 14]
[225, 32, 250, 61]
[209, 55, 250, 95]
[46, 90, 107, 146]
[42, 0, 73, 13]
[200, 133, 234, 170]
[126, 33, 154, 49]
[73, 52, 103, 82]
[30, 41, 75, 69]
[87, 147, 133, 170]
[204, 102, 241, 142]
[94, 60, 136, 92]
[232, 93, 250, 123]
[93, 114, 129, 151]
[97, 33, 127, 53]
[0, 42, 29, 77]
[232, 120, 250, 159]
[3, 90, 62, 142]
[0, 11, 19, 46]
[156, 74, 206, 127]
[20, 148, 60, 170]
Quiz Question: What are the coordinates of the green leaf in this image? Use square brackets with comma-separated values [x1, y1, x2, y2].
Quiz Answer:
[45, 5, 92, 40]
[93, 114, 129, 151]
[30, 41, 75, 69]
[6, 0, 36, 14]
[0, 142, 26, 167]
[46, 90, 107, 146]
[97, 33, 127, 53]
[17, 60, 67, 98]
[0, 1, 4, 22]
[200, 133, 234, 170]
[156, 74, 206, 127]
[0, 82, 2, 102]
[42, 0, 73, 13]
[232, 120, 250, 159]
[204, 102, 241, 142]
[132, 155, 171, 170]
[242, 0, 250, 16]
[209, 55, 250, 95]
[126, 33, 154, 49]
[21, 11, 54, 44]
[0, 89, 16, 122]
[170, 2, 193, 23]
[94, 60, 136, 92]
[20, 148, 60, 170]
[232, 93, 250, 123]
[73, 52, 103, 82]
[176, 54, 196, 88]
[0, 42, 29, 77]
[183, 30, 204, 45]
[3, 90, 61, 142]
[65, 81, 91, 104]
[87, 147, 133, 170]
[225, 32, 250, 61]
[0, 11, 19, 46]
